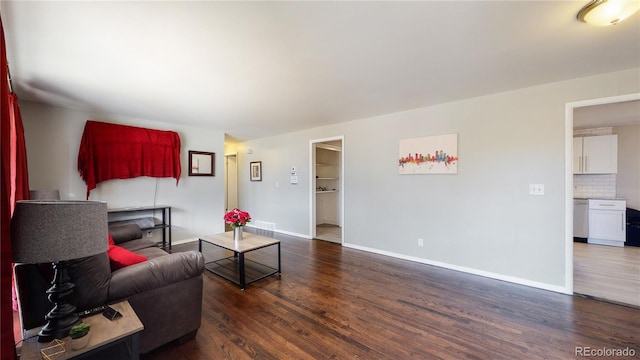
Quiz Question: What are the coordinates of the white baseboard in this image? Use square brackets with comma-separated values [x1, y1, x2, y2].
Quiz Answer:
[343, 242, 570, 295]
[171, 237, 198, 245]
[245, 225, 313, 239]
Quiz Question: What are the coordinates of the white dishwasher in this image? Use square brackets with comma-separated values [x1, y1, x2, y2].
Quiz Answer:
[588, 199, 626, 247]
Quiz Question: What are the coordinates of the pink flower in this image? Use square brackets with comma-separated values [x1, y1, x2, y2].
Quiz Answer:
[224, 208, 252, 228]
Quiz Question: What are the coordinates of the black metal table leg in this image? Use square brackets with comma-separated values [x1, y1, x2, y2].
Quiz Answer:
[239, 253, 246, 290]
[167, 207, 172, 250]
[131, 332, 140, 360]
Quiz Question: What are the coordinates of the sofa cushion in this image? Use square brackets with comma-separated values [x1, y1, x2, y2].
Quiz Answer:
[135, 246, 171, 260]
[109, 224, 143, 244]
[108, 245, 148, 270]
[67, 252, 111, 311]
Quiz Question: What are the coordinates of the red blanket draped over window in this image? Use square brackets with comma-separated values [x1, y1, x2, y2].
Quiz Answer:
[78, 121, 181, 198]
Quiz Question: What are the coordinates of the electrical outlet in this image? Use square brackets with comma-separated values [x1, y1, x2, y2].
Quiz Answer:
[418, 238, 424, 247]
[529, 184, 545, 196]
[146, 231, 153, 238]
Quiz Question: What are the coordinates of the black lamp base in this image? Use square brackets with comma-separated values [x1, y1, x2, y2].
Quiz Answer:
[37, 260, 80, 342]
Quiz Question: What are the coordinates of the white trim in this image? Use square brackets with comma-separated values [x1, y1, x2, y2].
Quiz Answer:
[564, 103, 574, 295]
[309, 141, 315, 238]
[567, 93, 640, 109]
[245, 224, 312, 239]
[224, 152, 238, 212]
[343, 242, 569, 294]
[172, 237, 199, 245]
[564, 93, 640, 295]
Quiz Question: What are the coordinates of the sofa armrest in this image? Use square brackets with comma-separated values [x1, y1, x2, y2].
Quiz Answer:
[108, 251, 204, 301]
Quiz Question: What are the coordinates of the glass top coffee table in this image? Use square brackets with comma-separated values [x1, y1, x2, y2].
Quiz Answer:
[198, 231, 281, 290]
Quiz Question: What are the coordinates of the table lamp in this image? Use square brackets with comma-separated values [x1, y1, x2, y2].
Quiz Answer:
[11, 200, 108, 342]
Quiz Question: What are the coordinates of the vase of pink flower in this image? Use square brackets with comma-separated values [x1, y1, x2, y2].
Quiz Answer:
[224, 208, 251, 241]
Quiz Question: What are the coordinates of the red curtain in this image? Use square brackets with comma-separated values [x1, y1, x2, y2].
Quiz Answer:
[2, 16, 30, 360]
[78, 120, 181, 198]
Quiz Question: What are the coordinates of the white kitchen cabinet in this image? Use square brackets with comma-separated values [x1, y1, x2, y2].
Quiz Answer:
[573, 135, 618, 174]
[573, 137, 583, 174]
[588, 199, 626, 247]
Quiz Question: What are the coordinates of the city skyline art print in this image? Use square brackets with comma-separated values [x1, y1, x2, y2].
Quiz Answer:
[399, 133, 458, 174]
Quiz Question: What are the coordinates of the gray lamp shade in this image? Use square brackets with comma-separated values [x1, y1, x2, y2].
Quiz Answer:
[29, 189, 60, 200]
[11, 200, 109, 263]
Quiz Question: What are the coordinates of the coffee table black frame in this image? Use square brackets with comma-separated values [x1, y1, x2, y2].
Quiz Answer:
[198, 232, 281, 290]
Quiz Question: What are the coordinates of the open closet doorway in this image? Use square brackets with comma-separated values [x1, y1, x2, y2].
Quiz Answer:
[225, 153, 238, 231]
[310, 136, 344, 244]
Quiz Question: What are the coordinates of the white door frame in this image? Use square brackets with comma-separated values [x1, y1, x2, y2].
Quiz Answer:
[309, 136, 345, 243]
[224, 153, 238, 212]
[564, 93, 640, 294]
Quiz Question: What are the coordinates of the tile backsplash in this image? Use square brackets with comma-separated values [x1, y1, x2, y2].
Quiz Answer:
[573, 174, 616, 198]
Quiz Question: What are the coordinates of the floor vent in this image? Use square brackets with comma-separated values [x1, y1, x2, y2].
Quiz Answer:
[255, 228, 275, 238]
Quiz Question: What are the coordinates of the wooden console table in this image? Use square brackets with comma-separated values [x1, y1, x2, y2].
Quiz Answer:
[108, 205, 172, 250]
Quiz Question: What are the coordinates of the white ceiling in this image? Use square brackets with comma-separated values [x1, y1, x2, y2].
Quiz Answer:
[2, 1, 639, 141]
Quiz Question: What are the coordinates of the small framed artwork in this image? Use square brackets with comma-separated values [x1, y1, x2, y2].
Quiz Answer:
[188, 151, 215, 176]
[250, 161, 262, 181]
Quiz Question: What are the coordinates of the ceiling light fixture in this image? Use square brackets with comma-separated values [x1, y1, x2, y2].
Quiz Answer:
[577, 0, 640, 26]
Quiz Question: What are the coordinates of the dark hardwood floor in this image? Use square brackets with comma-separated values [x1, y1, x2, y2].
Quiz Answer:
[142, 231, 640, 359]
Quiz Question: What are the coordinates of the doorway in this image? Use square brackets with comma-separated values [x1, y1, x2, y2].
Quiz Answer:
[565, 93, 640, 306]
[225, 153, 238, 231]
[310, 136, 344, 244]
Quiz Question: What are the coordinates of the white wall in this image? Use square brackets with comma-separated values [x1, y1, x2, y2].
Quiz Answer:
[21, 101, 226, 242]
[237, 68, 640, 292]
[614, 124, 640, 209]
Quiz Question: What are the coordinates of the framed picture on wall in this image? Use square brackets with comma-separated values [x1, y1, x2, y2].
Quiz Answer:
[398, 133, 458, 175]
[250, 161, 262, 181]
[188, 151, 215, 176]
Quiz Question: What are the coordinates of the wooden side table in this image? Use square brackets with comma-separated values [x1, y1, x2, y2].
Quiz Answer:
[19, 301, 144, 360]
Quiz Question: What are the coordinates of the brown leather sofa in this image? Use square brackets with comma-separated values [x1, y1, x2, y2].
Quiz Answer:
[14, 224, 205, 354]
